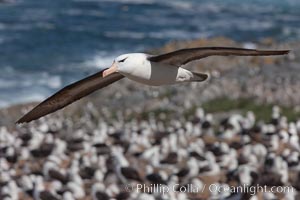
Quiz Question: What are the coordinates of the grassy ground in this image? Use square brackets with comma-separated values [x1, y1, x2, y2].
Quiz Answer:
[120, 97, 300, 124]
[202, 97, 300, 122]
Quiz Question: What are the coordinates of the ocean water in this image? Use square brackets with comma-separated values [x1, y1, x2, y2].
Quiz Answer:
[0, 0, 299, 107]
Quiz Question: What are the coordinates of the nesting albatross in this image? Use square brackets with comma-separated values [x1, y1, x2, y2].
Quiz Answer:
[17, 47, 289, 123]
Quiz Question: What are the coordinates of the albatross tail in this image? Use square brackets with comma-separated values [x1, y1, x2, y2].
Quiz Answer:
[191, 72, 209, 82]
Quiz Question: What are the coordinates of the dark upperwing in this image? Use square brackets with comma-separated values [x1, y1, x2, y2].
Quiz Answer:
[148, 47, 289, 66]
[16, 70, 124, 123]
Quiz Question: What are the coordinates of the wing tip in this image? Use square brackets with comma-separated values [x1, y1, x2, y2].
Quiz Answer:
[16, 109, 39, 124]
[191, 72, 209, 82]
[16, 120, 24, 125]
[201, 73, 209, 81]
[268, 49, 290, 56]
[281, 50, 290, 54]
[251, 49, 290, 55]
[16, 116, 30, 124]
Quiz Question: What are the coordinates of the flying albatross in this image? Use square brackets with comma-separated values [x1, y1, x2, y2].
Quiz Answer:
[17, 47, 289, 123]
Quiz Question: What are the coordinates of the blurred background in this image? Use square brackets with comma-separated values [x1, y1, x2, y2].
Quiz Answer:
[0, 0, 299, 106]
[1, 1, 300, 200]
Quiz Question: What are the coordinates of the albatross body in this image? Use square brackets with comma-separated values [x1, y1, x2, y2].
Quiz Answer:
[17, 47, 289, 123]
[107, 53, 207, 86]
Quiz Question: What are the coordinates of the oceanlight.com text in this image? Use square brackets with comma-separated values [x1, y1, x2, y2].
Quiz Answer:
[123, 183, 295, 196]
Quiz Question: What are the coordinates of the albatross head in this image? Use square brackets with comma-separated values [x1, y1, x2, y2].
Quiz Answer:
[102, 53, 146, 77]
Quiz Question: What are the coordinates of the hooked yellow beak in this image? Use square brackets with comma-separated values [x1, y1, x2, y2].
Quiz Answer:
[103, 62, 118, 77]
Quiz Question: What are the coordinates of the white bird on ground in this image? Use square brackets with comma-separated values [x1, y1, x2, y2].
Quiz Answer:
[63, 192, 75, 200]
[67, 182, 85, 199]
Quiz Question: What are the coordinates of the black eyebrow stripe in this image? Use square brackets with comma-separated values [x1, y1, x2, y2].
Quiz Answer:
[118, 57, 128, 62]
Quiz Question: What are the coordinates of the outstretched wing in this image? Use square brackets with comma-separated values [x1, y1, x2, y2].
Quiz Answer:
[148, 47, 289, 66]
[17, 70, 124, 123]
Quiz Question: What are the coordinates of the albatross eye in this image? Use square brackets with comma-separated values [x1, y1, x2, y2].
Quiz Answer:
[118, 57, 128, 63]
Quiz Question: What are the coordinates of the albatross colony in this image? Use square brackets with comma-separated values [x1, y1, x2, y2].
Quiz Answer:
[17, 47, 289, 123]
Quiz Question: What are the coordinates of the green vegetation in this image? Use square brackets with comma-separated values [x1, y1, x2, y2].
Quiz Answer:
[96, 97, 299, 124]
[202, 97, 300, 122]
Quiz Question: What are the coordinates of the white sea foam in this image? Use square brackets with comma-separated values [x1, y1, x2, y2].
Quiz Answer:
[282, 27, 293, 36]
[167, 1, 221, 13]
[74, 0, 157, 4]
[63, 9, 104, 17]
[276, 14, 300, 22]
[42, 75, 62, 89]
[8, 24, 33, 31]
[0, 54, 123, 107]
[117, 0, 156, 3]
[0, 79, 18, 88]
[82, 53, 119, 70]
[0, 37, 5, 44]
[0, 68, 64, 107]
[3, 74, 62, 89]
[166, 1, 193, 10]
[19, 93, 46, 103]
[104, 31, 146, 39]
[240, 21, 274, 31]
[21, 8, 53, 21]
[0, 92, 46, 108]
[0, 23, 6, 30]
[35, 22, 55, 30]
[148, 30, 206, 40]
[243, 43, 257, 49]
